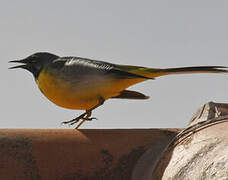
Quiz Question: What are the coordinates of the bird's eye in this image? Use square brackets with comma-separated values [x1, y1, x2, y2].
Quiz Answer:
[30, 56, 38, 63]
[31, 59, 36, 63]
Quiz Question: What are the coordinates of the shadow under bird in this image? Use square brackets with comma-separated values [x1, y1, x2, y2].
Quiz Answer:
[9, 52, 228, 128]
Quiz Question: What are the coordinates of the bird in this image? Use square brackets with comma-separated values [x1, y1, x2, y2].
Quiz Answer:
[9, 52, 228, 129]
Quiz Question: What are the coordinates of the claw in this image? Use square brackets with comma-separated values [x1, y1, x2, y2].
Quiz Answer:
[61, 121, 72, 125]
[83, 117, 98, 121]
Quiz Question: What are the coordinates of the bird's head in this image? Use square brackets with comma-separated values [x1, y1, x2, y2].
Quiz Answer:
[9, 52, 59, 79]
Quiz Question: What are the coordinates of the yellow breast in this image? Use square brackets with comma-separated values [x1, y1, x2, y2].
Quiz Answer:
[36, 69, 145, 110]
[37, 69, 96, 110]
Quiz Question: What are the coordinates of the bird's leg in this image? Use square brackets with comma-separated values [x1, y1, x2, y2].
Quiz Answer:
[69, 111, 93, 126]
[74, 97, 105, 129]
[74, 111, 92, 129]
[61, 97, 105, 128]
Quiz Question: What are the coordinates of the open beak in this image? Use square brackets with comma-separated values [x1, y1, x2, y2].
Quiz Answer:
[8, 59, 28, 69]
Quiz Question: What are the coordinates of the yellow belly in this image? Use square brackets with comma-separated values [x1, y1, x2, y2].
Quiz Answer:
[36, 69, 144, 110]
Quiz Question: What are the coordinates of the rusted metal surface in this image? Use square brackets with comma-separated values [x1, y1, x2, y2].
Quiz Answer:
[4, 102, 228, 180]
[0, 129, 178, 180]
[152, 102, 228, 180]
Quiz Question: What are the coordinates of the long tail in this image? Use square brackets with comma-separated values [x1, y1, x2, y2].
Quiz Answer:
[157, 66, 228, 77]
[120, 66, 228, 79]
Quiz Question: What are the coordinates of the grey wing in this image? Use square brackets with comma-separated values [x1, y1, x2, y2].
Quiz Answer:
[50, 57, 151, 80]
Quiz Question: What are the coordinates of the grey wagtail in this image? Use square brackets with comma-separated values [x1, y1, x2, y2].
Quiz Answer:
[9, 52, 228, 129]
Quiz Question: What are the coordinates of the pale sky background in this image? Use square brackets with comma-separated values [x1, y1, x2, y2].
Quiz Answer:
[1, 0, 228, 129]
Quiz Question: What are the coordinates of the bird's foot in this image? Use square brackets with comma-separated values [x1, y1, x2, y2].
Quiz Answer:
[83, 116, 98, 121]
[61, 112, 86, 126]
[61, 112, 97, 126]
[61, 97, 105, 129]
[69, 116, 98, 126]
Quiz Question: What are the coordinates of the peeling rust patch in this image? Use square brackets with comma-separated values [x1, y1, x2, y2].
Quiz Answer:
[60, 146, 146, 180]
[0, 135, 40, 180]
[111, 146, 146, 180]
